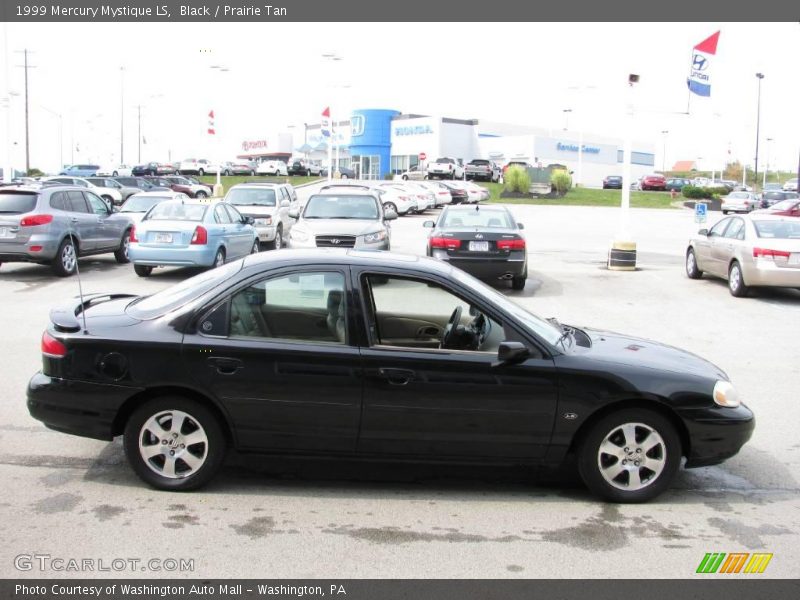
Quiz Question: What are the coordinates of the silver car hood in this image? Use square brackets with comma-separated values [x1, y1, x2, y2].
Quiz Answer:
[299, 219, 382, 235]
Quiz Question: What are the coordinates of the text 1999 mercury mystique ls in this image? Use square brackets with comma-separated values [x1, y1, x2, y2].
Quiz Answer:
[27, 250, 754, 502]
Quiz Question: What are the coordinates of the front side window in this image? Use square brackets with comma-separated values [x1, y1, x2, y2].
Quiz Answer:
[708, 218, 730, 237]
[363, 275, 505, 353]
[85, 192, 109, 215]
[228, 271, 347, 344]
[724, 218, 745, 240]
[214, 204, 232, 224]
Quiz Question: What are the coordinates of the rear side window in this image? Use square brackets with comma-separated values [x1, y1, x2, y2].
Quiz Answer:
[49, 192, 68, 211]
[0, 192, 39, 214]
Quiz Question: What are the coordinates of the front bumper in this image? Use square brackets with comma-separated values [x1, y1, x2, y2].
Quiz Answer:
[27, 372, 140, 441]
[129, 243, 218, 267]
[682, 403, 755, 468]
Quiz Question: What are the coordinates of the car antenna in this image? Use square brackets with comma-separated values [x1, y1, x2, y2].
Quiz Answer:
[67, 218, 89, 335]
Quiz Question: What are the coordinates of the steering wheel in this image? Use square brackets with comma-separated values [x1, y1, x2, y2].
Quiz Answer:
[441, 306, 463, 349]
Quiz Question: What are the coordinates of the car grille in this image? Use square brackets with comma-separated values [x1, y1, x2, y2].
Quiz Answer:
[316, 235, 356, 248]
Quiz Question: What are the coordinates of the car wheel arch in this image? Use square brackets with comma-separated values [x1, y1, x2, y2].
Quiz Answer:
[566, 398, 690, 459]
[111, 385, 237, 447]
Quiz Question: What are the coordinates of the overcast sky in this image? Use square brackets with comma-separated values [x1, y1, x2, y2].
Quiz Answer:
[1, 21, 798, 173]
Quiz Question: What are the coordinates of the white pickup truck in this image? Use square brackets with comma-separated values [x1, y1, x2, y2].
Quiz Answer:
[426, 157, 464, 180]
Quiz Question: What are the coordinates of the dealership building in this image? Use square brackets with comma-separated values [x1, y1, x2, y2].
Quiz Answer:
[238, 108, 656, 186]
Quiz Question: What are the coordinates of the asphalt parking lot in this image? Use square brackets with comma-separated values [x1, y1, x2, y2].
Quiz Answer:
[1, 184, 798, 579]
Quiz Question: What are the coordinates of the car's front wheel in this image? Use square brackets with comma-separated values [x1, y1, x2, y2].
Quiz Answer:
[123, 397, 226, 491]
[195, 190, 208, 199]
[577, 408, 681, 503]
[685, 248, 703, 279]
[198, 169, 205, 176]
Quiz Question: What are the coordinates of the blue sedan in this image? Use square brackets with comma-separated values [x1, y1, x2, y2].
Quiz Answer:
[128, 199, 258, 277]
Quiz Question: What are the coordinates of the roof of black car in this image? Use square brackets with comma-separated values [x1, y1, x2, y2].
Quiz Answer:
[242, 248, 452, 275]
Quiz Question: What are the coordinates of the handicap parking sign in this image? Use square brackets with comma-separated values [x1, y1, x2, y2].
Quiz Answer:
[695, 202, 707, 223]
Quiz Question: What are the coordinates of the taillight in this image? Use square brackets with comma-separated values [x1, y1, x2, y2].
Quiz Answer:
[41, 331, 67, 358]
[497, 238, 526, 251]
[20, 214, 53, 227]
[753, 247, 790, 260]
[191, 226, 208, 245]
[129, 226, 138, 243]
[430, 236, 461, 250]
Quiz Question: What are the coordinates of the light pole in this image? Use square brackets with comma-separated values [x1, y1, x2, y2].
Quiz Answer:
[209, 64, 230, 194]
[763, 137, 772, 187]
[562, 108, 572, 131]
[753, 72, 764, 191]
[119, 66, 125, 164]
[661, 130, 669, 172]
[136, 93, 164, 163]
[322, 52, 346, 179]
[38, 104, 63, 170]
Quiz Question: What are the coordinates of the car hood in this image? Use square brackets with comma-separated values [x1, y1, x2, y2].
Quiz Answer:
[297, 219, 382, 235]
[230, 205, 277, 217]
[579, 327, 728, 380]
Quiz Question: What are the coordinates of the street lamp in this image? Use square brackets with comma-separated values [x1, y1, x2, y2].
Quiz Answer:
[661, 130, 669, 172]
[209, 64, 230, 194]
[753, 72, 764, 190]
[119, 66, 125, 164]
[763, 137, 773, 187]
[37, 104, 63, 170]
[562, 108, 572, 131]
[321, 52, 347, 180]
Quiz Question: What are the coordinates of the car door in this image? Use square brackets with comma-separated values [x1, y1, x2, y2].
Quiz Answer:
[64, 191, 99, 251]
[180, 267, 363, 453]
[715, 217, 745, 273]
[84, 191, 121, 250]
[354, 270, 559, 459]
[695, 217, 730, 276]
[222, 203, 253, 257]
[211, 203, 241, 257]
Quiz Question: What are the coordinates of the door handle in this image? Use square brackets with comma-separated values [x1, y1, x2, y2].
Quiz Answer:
[377, 368, 416, 386]
[70, 217, 79, 223]
[206, 356, 243, 375]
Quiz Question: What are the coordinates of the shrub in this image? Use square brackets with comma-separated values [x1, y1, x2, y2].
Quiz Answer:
[504, 165, 530, 194]
[681, 185, 706, 199]
[551, 170, 572, 195]
[383, 172, 395, 180]
[27, 168, 44, 177]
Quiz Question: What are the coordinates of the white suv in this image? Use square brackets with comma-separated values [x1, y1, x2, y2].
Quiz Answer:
[178, 158, 215, 176]
[427, 157, 464, 180]
[223, 182, 298, 249]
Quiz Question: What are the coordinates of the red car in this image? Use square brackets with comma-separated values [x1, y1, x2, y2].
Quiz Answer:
[753, 199, 800, 217]
[639, 174, 667, 191]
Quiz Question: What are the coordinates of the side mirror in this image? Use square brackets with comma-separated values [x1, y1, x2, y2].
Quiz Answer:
[423, 220, 435, 228]
[384, 210, 398, 221]
[244, 216, 255, 225]
[517, 222, 524, 230]
[698, 228, 709, 236]
[494, 341, 530, 366]
[280, 199, 290, 208]
[288, 207, 300, 219]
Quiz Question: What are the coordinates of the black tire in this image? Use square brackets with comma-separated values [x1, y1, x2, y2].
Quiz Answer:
[51, 237, 78, 277]
[511, 275, 526, 290]
[123, 396, 226, 491]
[266, 226, 283, 250]
[134, 264, 152, 277]
[728, 261, 749, 297]
[195, 190, 208, 199]
[341, 174, 349, 179]
[112, 171, 118, 177]
[250, 170, 256, 176]
[114, 229, 131, 263]
[213, 247, 226, 268]
[577, 408, 681, 503]
[722, 210, 729, 215]
[685, 248, 703, 279]
[402, 175, 408, 181]
[198, 169, 205, 176]
[250, 240, 260, 254]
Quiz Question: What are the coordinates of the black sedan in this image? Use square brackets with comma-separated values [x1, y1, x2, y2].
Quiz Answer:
[320, 166, 355, 179]
[132, 162, 175, 176]
[27, 250, 754, 502]
[439, 181, 470, 204]
[424, 204, 527, 290]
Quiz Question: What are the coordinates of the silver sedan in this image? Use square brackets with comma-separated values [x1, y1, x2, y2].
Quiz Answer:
[686, 214, 800, 296]
[721, 191, 759, 214]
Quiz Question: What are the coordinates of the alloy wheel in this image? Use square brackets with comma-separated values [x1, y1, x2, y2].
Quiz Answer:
[138, 410, 208, 479]
[61, 242, 76, 273]
[597, 422, 666, 491]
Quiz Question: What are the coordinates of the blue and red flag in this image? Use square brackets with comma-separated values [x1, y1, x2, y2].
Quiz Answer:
[687, 31, 720, 97]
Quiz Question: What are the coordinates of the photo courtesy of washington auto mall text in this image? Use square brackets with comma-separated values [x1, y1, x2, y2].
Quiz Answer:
[0, 1, 798, 599]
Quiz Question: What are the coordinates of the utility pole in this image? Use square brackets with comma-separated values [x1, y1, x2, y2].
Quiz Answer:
[15, 48, 34, 174]
[137, 104, 141, 163]
[120, 66, 124, 164]
[753, 73, 764, 191]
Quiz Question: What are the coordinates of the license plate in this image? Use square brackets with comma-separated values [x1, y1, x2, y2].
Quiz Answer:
[469, 241, 489, 252]
[0, 226, 14, 239]
[155, 233, 173, 243]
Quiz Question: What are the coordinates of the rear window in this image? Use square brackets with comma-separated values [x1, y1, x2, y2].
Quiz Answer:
[145, 202, 207, 222]
[469, 160, 490, 165]
[126, 261, 242, 320]
[226, 188, 277, 207]
[753, 220, 800, 239]
[0, 192, 39, 214]
[440, 209, 514, 229]
[435, 158, 454, 164]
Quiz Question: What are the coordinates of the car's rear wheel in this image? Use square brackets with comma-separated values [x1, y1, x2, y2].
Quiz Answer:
[134, 264, 152, 277]
[722, 210, 729, 215]
[383, 202, 397, 214]
[685, 248, 703, 279]
[195, 190, 208, 199]
[511, 275, 526, 290]
[123, 396, 226, 491]
[198, 169, 205, 176]
[577, 408, 681, 503]
[267, 226, 283, 250]
[728, 261, 749, 297]
[114, 229, 131, 263]
[213, 248, 226, 268]
[251, 240, 260, 254]
[51, 237, 77, 277]
[341, 174, 349, 179]
[112, 171, 118, 177]
[402, 175, 408, 181]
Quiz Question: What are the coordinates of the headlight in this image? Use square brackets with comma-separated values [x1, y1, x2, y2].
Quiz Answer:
[291, 228, 309, 242]
[713, 381, 740, 408]
[253, 217, 272, 226]
[363, 231, 387, 244]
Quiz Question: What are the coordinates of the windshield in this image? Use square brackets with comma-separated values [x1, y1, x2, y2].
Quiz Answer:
[753, 220, 800, 239]
[226, 188, 277, 206]
[145, 201, 207, 221]
[469, 160, 490, 165]
[126, 261, 242, 320]
[304, 195, 379, 219]
[452, 269, 564, 347]
[768, 200, 797, 211]
[0, 192, 38, 214]
[440, 208, 514, 228]
[728, 192, 749, 199]
[121, 195, 169, 212]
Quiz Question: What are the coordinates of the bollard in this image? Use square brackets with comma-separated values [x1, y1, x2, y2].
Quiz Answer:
[608, 240, 637, 271]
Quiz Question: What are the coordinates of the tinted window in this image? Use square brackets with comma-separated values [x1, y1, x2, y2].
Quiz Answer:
[226, 188, 276, 207]
[723, 219, 745, 240]
[470, 160, 490, 165]
[224, 204, 243, 222]
[435, 158, 454, 164]
[753, 220, 800, 239]
[0, 192, 38, 213]
[49, 192, 67, 211]
[304, 195, 378, 219]
[214, 204, 232, 224]
[229, 272, 347, 343]
[66, 191, 89, 213]
[440, 208, 514, 229]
